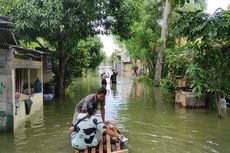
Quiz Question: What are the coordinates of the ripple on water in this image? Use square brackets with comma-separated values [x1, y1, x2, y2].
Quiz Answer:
[2, 69, 230, 153]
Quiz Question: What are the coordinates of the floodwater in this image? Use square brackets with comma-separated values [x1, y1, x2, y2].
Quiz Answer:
[1, 66, 230, 153]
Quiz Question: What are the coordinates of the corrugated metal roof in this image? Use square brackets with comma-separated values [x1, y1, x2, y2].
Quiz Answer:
[12, 45, 44, 55]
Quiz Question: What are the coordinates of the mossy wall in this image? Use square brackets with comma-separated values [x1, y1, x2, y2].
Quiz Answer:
[0, 48, 14, 131]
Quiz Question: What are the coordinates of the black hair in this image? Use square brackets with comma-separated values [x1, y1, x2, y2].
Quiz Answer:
[96, 86, 107, 95]
[87, 103, 97, 115]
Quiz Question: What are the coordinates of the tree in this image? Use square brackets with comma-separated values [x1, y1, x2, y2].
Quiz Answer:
[65, 36, 104, 83]
[9, 0, 137, 96]
[172, 9, 230, 117]
[154, 0, 172, 86]
[154, 0, 205, 86]
[86, 36, 105, 70]
[123, 0, 162, 78]
[0, 0, 14, 15]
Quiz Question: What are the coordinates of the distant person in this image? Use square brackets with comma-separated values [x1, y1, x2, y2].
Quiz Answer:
[72, 87, 107, 124]
[69, 103, 123, 150]
[133, 65, 138, 76]
[110, 69, 118, 84]
[101, 72, 109, 85]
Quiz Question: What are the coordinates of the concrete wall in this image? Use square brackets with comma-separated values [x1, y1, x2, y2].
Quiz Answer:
[1, 47, 44, 132]
[0, 48, 14, 131]
[14, 93, 43, 130]
[175, 91, 206, 108]
[12, 48, 44, 131]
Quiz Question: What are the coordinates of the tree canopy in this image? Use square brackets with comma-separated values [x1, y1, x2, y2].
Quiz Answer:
[5, 0, 139, 96]
[167, 9, 230, 117]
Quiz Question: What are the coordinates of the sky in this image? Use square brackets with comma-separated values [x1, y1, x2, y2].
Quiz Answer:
[100, 0, 230, 57]
[206, 0, 229, 14]
[99, 34, 117, 57]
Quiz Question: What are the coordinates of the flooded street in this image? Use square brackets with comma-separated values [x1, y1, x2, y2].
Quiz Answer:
[1, 66, 230, 153]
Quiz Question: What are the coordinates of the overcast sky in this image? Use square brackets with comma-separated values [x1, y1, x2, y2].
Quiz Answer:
[206, 0, 229, 14]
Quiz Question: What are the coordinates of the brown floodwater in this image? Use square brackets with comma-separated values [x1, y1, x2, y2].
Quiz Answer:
[1, 66, 230, 153]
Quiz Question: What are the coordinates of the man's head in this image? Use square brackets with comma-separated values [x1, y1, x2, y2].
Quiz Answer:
[96, 87, 107, 102]
[87, 103, 97, 115]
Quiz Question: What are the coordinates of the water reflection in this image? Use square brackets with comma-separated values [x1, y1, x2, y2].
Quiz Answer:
[123, 82, 230, 153]
[1, 67, 230, 153]
[110, 84, 117, 98]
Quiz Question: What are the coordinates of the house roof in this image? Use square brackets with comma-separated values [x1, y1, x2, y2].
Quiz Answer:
[0, 16, 14, 29]
[0, 16, 17, 45]
[0, 16, 53, 58]
[0, 28, 17, 45]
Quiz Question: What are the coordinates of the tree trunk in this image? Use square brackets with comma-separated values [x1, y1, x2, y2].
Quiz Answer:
[215, 91, 222, 118]
[56, 39, 65, 97]
[154, 0, 172, 86]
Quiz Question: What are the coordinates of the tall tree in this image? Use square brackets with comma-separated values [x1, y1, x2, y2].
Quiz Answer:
[154, 0, 172, 86]
[124, 0, 162, 78]
[65, 36, 105, 82]
[9, 0, 136, 96]
[154, 0, 204, 86]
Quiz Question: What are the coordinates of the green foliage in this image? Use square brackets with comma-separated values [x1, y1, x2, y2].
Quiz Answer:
[185, 42, 230, 98]
[161, 45, 194, 91]
[160, 76, 176, 91]
[6, 0, 138, 95]
[9, 0, 139, 53]
[136, 75, 152, 83]
[77, 36, 105, 70]
[65, 36, 104, 84]
[171, 9, 230, 113]
[18, 37, 50, 49]
[0, 0, 15, 15]
[185, 63, 208, 97]
[104, 0, 142, 39]
[177, 0, 205, 12]
[164, 46, 192, 77]
[172, 10, 230, 43]
[171, 0, 190, 6]
[124, 0, 162, 79]
[11, 0, 101, 43]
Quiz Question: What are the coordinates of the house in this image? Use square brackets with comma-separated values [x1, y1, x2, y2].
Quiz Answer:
[0, 16, 53, 132]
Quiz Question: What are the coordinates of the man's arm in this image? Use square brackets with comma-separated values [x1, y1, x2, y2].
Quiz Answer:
[72, 98, 84, 124]
[105, 128, 120, 138]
